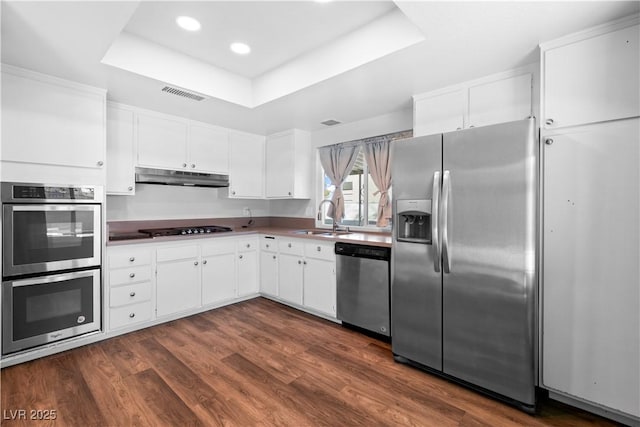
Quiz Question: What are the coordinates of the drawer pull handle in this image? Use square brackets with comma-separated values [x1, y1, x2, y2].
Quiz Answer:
[288, 243, 292, 248]
[129, 257, 135, 262]
[246, 243, 251, 248]
[130, 292, 136, 297]
[545, 118, 554, 126]
[266, 244, 270, 248]
[203, 260, 207, 265]
[303, 261, 307, 265]
[194, 261, 199, 266]
[298, 260, 302, 265]
[129, 313, 135, 318]
[273, 255, 276, 259]
[239, 255, 244, 259]
[129, 273, 135, 278]
[317, 246, 321, 252]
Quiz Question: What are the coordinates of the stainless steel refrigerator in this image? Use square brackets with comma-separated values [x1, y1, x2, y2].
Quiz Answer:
[391, 118, 537, 410]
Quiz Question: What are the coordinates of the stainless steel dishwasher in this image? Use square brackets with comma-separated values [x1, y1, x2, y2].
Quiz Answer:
[335, 242, 391, 337]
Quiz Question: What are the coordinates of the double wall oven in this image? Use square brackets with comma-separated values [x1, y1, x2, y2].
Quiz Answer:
[2, 182, 102, 355]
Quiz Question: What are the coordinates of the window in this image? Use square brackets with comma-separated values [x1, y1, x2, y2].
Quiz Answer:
[318, 130, 411, 230]
[321, 149, 382, 227]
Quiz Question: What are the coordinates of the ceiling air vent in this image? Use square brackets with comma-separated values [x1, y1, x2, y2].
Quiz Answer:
[321, 119, 341, 127]
[161, 86, 207, 102]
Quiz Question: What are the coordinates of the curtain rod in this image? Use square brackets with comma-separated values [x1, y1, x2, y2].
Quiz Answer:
[319, 129, 413, 150]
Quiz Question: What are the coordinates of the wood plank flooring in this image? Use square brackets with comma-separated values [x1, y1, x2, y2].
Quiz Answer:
[1, 298, 618, 426]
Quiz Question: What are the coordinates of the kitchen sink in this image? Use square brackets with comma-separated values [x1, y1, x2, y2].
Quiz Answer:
[293, 229, 351, 237]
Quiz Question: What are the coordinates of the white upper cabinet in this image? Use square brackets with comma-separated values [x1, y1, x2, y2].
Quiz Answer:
[137, 112, 188, 170]
[137, 111, 230, 174]
[413, 66, 535, 137]
[468, 73, 532, 128]
[414, 90, 465, 136]
[265, 129, 311, 199]
[1, 66, 106, 170]
[229, 131, 265, 198]
[189, 124, 229, 174]
[542, 23, 639, 129]
[106, 103, 135, 195]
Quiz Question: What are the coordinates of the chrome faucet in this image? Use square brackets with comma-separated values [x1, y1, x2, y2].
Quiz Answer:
[317, 199, 338, 233]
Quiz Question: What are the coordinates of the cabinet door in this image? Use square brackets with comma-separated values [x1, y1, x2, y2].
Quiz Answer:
[1, 70, 105, 169]
[189, 124, 229, 174]
[106, 105, 135, 195]
[228, 132, 264, 198]
[468, 74, 531, 128]
[414, 90, 465, 136]
[542, 119, 640, 417]
[278, 254, 303, 305]
[237, 250, 259, 296]
[303, 258, 336, 317]
[265, 133, 294, 198]
[202, 253, 236, 304]
[156, 258, 201, 317]
[544, 24, 639, 129]
[137, 113, 188, 169]
[260, 251, 278, 297]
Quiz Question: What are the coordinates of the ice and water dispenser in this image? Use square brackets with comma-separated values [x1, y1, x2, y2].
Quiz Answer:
[396, 199, 432, 244]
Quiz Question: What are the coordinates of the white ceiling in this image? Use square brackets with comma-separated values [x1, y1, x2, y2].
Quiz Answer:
[124, 1, 396, 78]
[2, 1, 639, 135]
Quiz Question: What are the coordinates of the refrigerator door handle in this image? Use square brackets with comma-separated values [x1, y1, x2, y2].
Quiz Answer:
[441, 170, 451, 273]
[432, 171, 441, 272]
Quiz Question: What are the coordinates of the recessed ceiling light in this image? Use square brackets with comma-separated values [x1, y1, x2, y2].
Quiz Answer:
[230, 42, 251, 55]
[176, 16, 201, 32]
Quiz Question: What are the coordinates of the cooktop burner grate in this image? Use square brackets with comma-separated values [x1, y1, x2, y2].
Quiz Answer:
[138, 225, 233, 237]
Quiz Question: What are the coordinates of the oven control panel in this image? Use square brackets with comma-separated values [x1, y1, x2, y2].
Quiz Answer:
[1, 183, 101, 203]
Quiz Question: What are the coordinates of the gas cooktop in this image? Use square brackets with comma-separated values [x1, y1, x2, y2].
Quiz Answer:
[138, 225, 233, 237]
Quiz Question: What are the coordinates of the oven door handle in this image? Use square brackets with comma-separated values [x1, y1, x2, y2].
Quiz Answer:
[9, 269, 99, 287]
[7, 204, 100, 212]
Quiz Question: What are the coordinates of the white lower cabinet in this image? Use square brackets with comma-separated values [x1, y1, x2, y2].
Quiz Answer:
[156, 245, 201, 317]
[105, 233, 337, 336]
[302, 242, 336, 317]
[259, 236, 279, 297]
[237, 237, 259, 297]
[107, 246, 155, 331]
[201, 239, 237, 305]
[270, 237, 337, 318]
[278, 253, 305, 305]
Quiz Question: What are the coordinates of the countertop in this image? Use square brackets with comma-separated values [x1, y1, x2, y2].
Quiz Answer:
[107, 226, 392, 248]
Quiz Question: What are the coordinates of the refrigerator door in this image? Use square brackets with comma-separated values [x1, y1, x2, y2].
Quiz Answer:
[391, 134, 443, 370]
[441, 119, 537, 405]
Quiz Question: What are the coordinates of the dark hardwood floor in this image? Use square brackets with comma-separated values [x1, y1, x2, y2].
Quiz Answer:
[1, 298, 618, 426]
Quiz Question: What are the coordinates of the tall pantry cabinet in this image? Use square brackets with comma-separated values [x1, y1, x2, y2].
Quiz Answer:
[540, 16, 639, 424]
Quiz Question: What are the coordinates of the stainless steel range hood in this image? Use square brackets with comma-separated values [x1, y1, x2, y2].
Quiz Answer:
[135, 167, 229, 188]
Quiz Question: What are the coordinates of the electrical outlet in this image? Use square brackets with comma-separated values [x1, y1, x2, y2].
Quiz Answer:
[242, 207, 250, 217]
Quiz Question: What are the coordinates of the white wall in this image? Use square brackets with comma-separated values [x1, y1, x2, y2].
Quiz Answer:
[270, 108, 413, 219]
[106, 184, 269, 221]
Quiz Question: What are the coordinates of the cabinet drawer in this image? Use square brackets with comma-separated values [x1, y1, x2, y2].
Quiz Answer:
[201, 238, 236, 256]
[279, 238, 304, 256]
[108, 249, 152, 269]
[109, 301, 153, 330]
[157, 245, 198, 262]
[109, 266, 152, 287]
[304, 242, 335, 261]
[237, 237, 258, 252]
[260, 236, 278, 252]
[110, 282, 152, 307]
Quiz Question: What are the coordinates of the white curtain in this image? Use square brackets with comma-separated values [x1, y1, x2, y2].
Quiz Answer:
[363, 140, 392, 227]
[318, 144, 361, 220]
